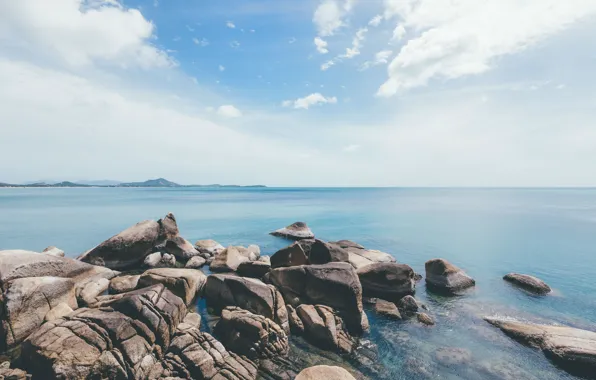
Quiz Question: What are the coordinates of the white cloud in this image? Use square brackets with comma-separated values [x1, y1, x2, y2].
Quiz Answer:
[226, 21, 236, 29]
[289, 37, 297, 44]
[314, 37, 329, 54]
[321, 60, 335, 71]
[320, 27, 367, 70]
[192, 38, 209, 47]
[343, 144, 360, 152]
[313, 0, 354, 37]
[153, 0, 158, 6]
[283, 93, 338, 109]
[369, 15, 383, 27]
[390, 24, 406, 42]
[219, 65, 225, 72]
[378, 0, 596, 96]
[360, 50, 393, 70]
[230, 41, 240, 49]
[217, 105, 242, 118]
[0, 0, 174, 69]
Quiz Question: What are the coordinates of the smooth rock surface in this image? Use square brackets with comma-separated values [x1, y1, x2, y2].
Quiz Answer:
[374, 299, 401, 319]
[308, 240, 350, 265]
[270, 242, 308, 269]
[503, 273, 551, 295]
[295, 365, 356, 380]
[425, 258, 475, 294]
[211, 245, 260, 272]
[78, 277, 110, 305]
[417, 312, 435, 326]
[184, 256, 206, 269]
[108, 274, 140, 294]
[44, 302, 74, 322]
[331, 240, 395, 270]
[194, 239, 225, 256]
[296, 305, 356, 354]
[164, 236, 202, 261]
[42, 246, 65, 257]
[357, 262, 416, 301]
[138, 268, 207, 305]
[236, 260, 271, 278]
[144, 252, 177, 268]
[270, 222, 315, 240]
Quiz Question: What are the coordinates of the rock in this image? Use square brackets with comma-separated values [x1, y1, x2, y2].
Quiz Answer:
[164, 236, 202, 261]
[270, 242, 309, 269]
[417, 312, 435, 326]
[204, 274, 289, 333]
[184, 256, 206, 269]
[425, 258, 475, 294]
[374, 299, 401, 319]
[211, 245, 260, 272]
[108, 274, 140, 294]
[308, 240, 350, 265]
[42, 246, 64, 257]
[267, 263, 368, 335]
[177, 312, 201, 334]
[21, 284, 187, 380]
[286, 305, 304, 334]
[0, 365, 29, 380]
[236, 260, 271, 278]
[295, 365, 356, 380]
[144, 252, 177, 268]
[485, 317, 596, 378]
[194, 239, 225, 256]
[214, 307, 289, 360]
[270, 222, 315, 240]
[357, 262, 415, 301]
[296, 305, 356, 354]
[44, 302, 73, 322]
[503, 273, 551, 295]
[78, 213, 179, 270]
[435, 347, 472, 366]
[144, 251, 163, 267]
[1, 276, 78, 350]
[78, 277, 110, 305]
[138, 268, 207, 305]
[398, 295, 421, 315]
[331, 240, 395, 270]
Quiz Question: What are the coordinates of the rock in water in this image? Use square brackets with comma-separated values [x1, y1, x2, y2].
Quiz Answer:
[42, 246, 65, 257]
[137, 268, 207, 305]
[425, 258, 475, 294]
[330, 240, 395, 270]
[270, 222, 315, 240]
[211, 245, 261, 272]
[295, 365, 356, 380]
[434, 347, 472, 366]
[485, 317, 596, 379]
[357, 262, 415, 301]
[398, 295, 422, 316]
[417, 312, 435, 326]
[214, 307, 289, 360]
[374, 299, 402, 319]
[503, 273, 551, 295]
[271, 242, 309, 268]
[296, 304, 359, 355]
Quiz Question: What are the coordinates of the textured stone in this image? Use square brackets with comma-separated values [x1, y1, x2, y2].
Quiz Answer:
[164, 237, 202, 261]
[330, 240, 395, 270]
[108, 274, 140, 294]
[184, 256, 206, 269]
[236, 260, 271, 279]
[425, 258, 475, 294]
[270, 222, 315, 240]
[296, 305, 357, 354]
[295, 365, 356, 380]
[138, 268, 207, 305]
[357, 262, 415, 301]
[42, 246, 65, 257]
[211, 246, 260, 272]
[374, 300, 401, 319]
[398, 295, 421, 316]
[417, 313, 435, 326]
[503, 273, 551, 295]
[270, 242, 308, 269]
[194, 239, 225, 257]
[44, 302, 74, 322]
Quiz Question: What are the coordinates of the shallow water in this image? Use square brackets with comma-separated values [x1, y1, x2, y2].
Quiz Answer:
[1, 187, 595, 379]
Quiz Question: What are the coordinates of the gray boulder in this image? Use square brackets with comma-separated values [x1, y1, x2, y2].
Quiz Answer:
[357, 262, 415, 301]
[296, 305, 357, 354]
[42, 246, 65, 257]
[137, 268, 207, 305]
[236, 260, 271, 278]
[270, 222, 315, 240]
[503, 273, 551, 295]
[425, 258, 475, 294]
[108, 274, 140, 294]
[194, 239, 225, 256]
[164, 236, 202, 261]
[374, 299, 401, 320]
[210, 245, 260, 272]
[308, 240, 350, 265]
[331, 240, 395, 270]
[144, 252, 177, 268]
[270, 242, 309, 268]
[185, 256, 206, 269]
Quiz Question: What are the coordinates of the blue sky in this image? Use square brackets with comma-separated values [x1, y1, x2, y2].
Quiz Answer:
[1, 0, 596, 186]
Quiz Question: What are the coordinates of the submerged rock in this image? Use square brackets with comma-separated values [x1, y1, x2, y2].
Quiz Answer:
[211, 245, 261, 272]
[270, 222, 315, 240]
[42, 246, 65, 257]
[374, 299, 401, 319]
[108, 274, 140, 294]
[137, 268, 207, 305]
[357, 262, 415, 301]
[503, 273, 551, 295]
[435, 347, 472, 366]
[425, 258, 475, 294]
[331, 240, 395, 270]
[295, 365, 356, 380]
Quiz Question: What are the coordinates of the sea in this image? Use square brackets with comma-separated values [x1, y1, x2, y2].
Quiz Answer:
[1, 187, 595, 379]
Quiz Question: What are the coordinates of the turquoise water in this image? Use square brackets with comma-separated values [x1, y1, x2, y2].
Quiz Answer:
[1, 187, 595, 379]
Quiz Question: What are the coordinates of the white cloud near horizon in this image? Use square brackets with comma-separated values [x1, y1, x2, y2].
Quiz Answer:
[282, 93, 338, 109]
[217, 104, 242, 118]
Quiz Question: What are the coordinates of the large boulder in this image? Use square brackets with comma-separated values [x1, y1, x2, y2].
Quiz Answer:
[295, 365, 356, 380]
[270, 242, 309, 269]
[270, 222, 315, 240]
[77, 277, 110, 305]
[20, 284, 187, 379]
[236, 259, 271, 279]
[266, 263, 368, 334]
[503, 273, 551, 295]
[296, 305, 357, 354]
[204, 274, 289, 333]
[485, 317, 596, 379]
[308, 240, 350, 265]
[331, 240, 395, 270]
[374, 299, 401, 319]
[356, 262, 415, 301]
[108, 274, 140, 294]
[185, 256, 207, 269]
[163, 236, 203, 261]
[211, 245, 260, 272]
[78, 213, 179, 270]
[214, 307, 289, 360]
[425, 258, 475, 294]
[194, 239, 225, 257]
[137, 268, 207, 305]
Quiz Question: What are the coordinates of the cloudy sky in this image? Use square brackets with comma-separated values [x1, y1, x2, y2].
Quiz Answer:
[1, 0, 596, 186]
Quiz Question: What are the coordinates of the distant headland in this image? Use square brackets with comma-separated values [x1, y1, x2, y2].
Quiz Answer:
[0, 178, 266, 188]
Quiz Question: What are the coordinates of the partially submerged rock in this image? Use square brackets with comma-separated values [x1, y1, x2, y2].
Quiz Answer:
[211, 245, 261, 272]
[398, 295, 422, 316]
[295, 365, 356, 380]
[42, 246, 65, 257]
[374, 299, 401, 320]
[138, 268, 207, 305]
[108, 274, 140, 294]
[425, 258, 475, 294]
[417, 312, 435, 326]
[357, 262, 415, 301]
[331, 240, 395, 270]
[503, 273, 551, 295]
[270, 222, 315, 240]
[435, 347, 472, 366]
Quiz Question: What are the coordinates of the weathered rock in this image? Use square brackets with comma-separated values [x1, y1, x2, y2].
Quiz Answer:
[398, 295, 421, 315]
[204, 274, 289, 333]
[485, 317, 596, 378]
[236, 260, 271, 278]
[374, 299, 401, 319]
[184, 256, 206, 269]
[503, 273, 551, 295]
[144, 252, 177, 268]
[1, 276, 78, 350]
[138, 268, 207, 305]
[357, 262, 415, 301]
[44, 302, 73, 322]
[295, 365, 356, 380]
[270, 242, 309, 269]
[42, 246, 65, 257]
[177, 312, 201, 334]
[417, 313, 435, 326]
[108, 274, 140, 294]
[425, 258, 475, 294]
[308, 240, 350, 265]
[296, 305, 356, 354]
[164, 236, 202, 261]
[286, 305, 304, 334]
[211, 245, 260, 272]
[435, 347, 472, 366]
[267, 263, 368, 334]
[78, 277, 110, 305]
[331, 240, 395, 270]
[214, 307, 289, 360]
[21, 284, 187, 380]
[0, 364, 29, 380]
[270, 222, 315, 240]
[194, 239, 225, 257]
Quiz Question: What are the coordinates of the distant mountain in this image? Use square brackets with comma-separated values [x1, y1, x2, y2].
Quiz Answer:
[0, 181, 90, 188]
[0, 178, 266, 188]
[75, 180, 122, 186]
[117, 178, 181, 187]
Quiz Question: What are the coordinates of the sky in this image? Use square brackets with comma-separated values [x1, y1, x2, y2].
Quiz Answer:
[1, 0, 596, 187]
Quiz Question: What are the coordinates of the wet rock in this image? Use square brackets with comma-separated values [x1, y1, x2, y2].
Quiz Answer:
[296, 305, 357, 354]
[194, 239, 225, 256]
[330, 240, 395, 270]
[295, 365, 356, 380]
[398, 295, 421, 316]
[44, 302, 73, 322]
[164, 236, 202, 261]
[236, 260, 271, 278]
[204, 274, 289, 333]
[503, 273, 551, 295]
[211, 245, 260, 272]
[425, 258, 475, 294]
[357, 262, 415, 301]
[214, 307, 289, 360]
[184, 256, 206, 269]
[308, 240, 350, 265]
[271, 242, 309, 268]
[374, 299, 401, 319]
[138, 268, 207, 305]
[270, 222, 315, 240]
[417, 313, 435, 326]
[108, 274, 140, 294]
[435, 347, 472, 366]
[286, 305, 305, 334]
[485, 317, 596, 379]
[144, 252, 177, 268]
[267, 263, 368, 335]
[42, 246, 64, 257]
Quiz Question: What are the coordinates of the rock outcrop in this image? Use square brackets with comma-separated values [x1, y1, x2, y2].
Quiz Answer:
[357, 262, 415, 301]
[425, 258, 475, 294]
[210, 245, 261, 272]
[296, 305, 357, 354]
[398, 295, 422, 316]
[330, 240, 395, 270]
[144, 252, 176, 268]
[270, 222, 315, 240]
[137, 268, 207, 305]
[295, 365, 356, 380]
[0, 363, 29, 380]
[42, 246, 65, 257]
[108, 274, 140, 294]
[503, 273, 551, 295]
[485, 317, 596, 379]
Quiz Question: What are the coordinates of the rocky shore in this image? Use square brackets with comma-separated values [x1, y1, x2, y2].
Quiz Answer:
[0, 214, 593, 379]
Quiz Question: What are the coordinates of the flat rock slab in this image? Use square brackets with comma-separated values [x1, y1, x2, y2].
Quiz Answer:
[503, 273, 551, 295]
[270, 222, 315, 240]
[331, 240, 395, 270]
[485, 317, 596, 379]
[138, 268, 207, 305]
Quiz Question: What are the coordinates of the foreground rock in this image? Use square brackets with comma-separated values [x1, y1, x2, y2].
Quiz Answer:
[503, 273, 551, 295]
[21, 284, 187, 379]
[417, 313, 435, 326]
[295, 365, 356, 380]
[204, 274, 289, 333]
[485, 317, 596, 379]
[425, 258, 475, 294]
[270, 222, 315, 240]
[296, 305, 358, 354]
[138, 268, 207, 305]
[331, 240, 395, 270]
[210, 245, 261, 272]
[357, 262, 415, 301]
[266, 263, 368, 334]
[42, 246, 65, 257]
[214, 307, 289, 360]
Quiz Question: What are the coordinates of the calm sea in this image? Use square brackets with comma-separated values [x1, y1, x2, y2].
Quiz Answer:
[1, 187, 595, 379]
